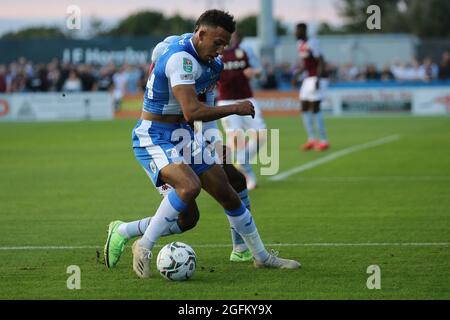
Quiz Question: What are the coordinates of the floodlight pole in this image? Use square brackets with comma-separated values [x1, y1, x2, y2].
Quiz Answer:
[258, 0, 276, 66]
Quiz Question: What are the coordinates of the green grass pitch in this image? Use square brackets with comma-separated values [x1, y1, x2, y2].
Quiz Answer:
[0, 115, 449, 299]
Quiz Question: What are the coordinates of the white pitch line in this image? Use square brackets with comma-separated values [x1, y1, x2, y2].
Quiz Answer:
[289, 176, 450, 182]
[0, 242, 448, 251]
[0, 246, 101, 251]
[269, 135, 401, 182]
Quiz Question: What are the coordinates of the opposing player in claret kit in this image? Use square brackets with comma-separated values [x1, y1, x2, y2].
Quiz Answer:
[217, 31, 267, 191]
[103, 10, 300, 278]
[293, 23, 330, 152]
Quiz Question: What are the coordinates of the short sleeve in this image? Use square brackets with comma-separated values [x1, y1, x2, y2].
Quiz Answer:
[151, 35, 182, 63]
[165, 52, 200, 87]
[151, 41, 170, 63]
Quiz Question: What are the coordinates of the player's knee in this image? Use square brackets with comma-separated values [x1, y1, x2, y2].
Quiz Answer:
[177, 180, 201, 201]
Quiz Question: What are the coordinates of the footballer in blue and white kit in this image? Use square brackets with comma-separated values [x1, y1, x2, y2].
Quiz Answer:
[104, 11, 300, 277]
[132, 33, 222, 191]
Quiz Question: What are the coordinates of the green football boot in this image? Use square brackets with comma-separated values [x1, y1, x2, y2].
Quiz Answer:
[229, 249, 253, 262]
[104, 220, 128, 268]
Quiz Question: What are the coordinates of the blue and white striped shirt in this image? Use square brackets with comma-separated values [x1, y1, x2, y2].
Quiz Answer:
[144, 34, 223, 115]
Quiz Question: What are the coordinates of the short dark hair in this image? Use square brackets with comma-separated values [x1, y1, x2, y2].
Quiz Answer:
[296, 23, 307, 30]
[195, 10, 236, 34]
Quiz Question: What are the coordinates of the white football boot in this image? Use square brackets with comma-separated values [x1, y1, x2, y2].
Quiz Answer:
[132, 240, 152, 278]
[254, 250, 301, 269]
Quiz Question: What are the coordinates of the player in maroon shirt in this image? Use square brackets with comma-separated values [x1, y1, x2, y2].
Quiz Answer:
[217, 31, 267, 190]
[293, 23, 330, 152]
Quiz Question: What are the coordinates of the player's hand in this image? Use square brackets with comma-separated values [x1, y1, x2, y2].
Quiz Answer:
[243, 68, 254, 79]
[235, 100, 255, 118]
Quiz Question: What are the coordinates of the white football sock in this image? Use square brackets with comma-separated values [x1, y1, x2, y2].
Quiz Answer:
[302, 111, 315, 141]
[226, 206, 269, 262]
[118, 217, 151, 239]
[230, 190, 251, 252]
[167, 222, 182, 235]
[315, 111, 328, 142]
[119, 217, 183, 239]
[139, 190, 187, 250]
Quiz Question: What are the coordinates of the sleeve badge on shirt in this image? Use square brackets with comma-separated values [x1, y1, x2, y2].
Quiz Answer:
[180, 74, 194, 80]
[235, 49, 244, 59]
[166, 148, 179, 159]
[183, 58, 193, 73]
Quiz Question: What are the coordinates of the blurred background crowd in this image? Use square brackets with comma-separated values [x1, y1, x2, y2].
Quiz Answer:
[1, 51, 450, 95]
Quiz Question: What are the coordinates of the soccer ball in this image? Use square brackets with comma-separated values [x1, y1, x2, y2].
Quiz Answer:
[156, 242, 197, 281]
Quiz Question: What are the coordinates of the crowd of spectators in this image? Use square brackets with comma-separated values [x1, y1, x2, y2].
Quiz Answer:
[267, 52, 450, 89]
[332, 53, 450, 82]
[1, 52, 449, 98]
[0, 57, 150, 109]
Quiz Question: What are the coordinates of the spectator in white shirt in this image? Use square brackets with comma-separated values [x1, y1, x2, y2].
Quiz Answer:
[63, 70, 82, 92]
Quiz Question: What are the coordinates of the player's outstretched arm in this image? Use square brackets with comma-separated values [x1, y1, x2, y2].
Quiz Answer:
[172, 84, 255, 122]
[243, 67, 262, 79]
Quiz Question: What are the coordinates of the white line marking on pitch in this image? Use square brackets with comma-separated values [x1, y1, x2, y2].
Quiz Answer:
[289, 176, 450, 182]
[269, 135, 401, 182]
[0, 242, 448, 251]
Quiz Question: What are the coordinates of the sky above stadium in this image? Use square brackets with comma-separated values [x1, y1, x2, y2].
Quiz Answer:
[0, 0, 343, 36]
